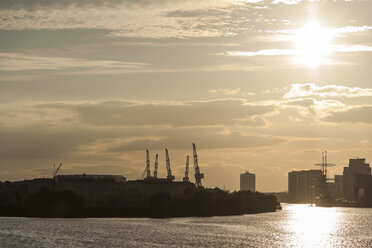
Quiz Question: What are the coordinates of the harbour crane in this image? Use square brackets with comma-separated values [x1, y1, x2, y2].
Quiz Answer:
[142, 149, 151, 179]
[192, 143, 204, 188]
[183, 155, 190, 182]
[53, 163, 63, 178]
[153, 153, 159, 178]
[165, 148, 175, 181]
[53, 162, 63, 190]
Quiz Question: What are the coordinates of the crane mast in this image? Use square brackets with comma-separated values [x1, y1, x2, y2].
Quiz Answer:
[165, 148, 175, 181]
[53, 163, 63, 178]
[183, 155, 190, 182]
[192, 143, 204, 188]
[153, 153, 159, 178]
[146, 149, 151, 178]
[314, 150, 336, 200]
[53, 162, 63, 190]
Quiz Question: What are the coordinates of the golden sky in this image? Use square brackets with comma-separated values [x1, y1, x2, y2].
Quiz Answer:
[1, 0, 372, 191]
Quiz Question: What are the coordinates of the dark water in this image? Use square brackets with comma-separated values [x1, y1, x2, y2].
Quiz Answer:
[1, 204, 372, 247]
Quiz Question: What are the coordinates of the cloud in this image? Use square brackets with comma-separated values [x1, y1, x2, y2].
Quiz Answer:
[323, 106, 372, 124]
[0, 124, 100, 159]
[0, 0, 181, 9]
[0, 0, 241, 38]
[106, 127, 281, 152]
[0, 98, 281, 161]
[333, 45, 372, 53]
[225, 49, 296, 57]
[283, 83, 372, 99]
[209, 88, 254, 97]
[334, 25, 372, 34]
[272, 0, 302, 5]
[37, 99, 274, 127]
[224, 44, 372, 58]
[0, 52, 147, 71]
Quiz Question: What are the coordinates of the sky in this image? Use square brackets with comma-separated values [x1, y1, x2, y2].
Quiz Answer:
[1, 0, 372, 192]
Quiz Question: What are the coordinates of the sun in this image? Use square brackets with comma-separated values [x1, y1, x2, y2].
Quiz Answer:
[293, 19, 333, 67]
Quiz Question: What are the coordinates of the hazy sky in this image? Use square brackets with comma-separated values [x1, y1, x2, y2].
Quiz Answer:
[1, 0, 372, 191]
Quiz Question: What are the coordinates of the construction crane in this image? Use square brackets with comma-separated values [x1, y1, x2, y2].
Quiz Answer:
[192, 143, 204, 188]
[153, 153, 159, 179]
[165, 148, 175, 181]
[142, 149, 151, 179]
[53, 163, 63, 178]
[183, 155, 190, 182]
[53, 162, 63, 190]
[314, 150, 336, 199]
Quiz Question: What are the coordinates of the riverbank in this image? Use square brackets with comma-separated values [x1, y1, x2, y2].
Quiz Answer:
[0, 187, 279, 218]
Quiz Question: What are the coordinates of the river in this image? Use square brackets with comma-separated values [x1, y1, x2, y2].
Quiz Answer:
[0, 204, 371, 247]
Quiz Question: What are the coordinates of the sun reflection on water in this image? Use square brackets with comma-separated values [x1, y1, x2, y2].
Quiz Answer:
[286, 204, 340, 247]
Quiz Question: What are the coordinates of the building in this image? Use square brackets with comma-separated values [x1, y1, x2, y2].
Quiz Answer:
[334, 175, 343, 199]
[288, 170, 322, 203]
[354, 174, 372, 202]
[240, 171, 255, 192]
[342, 158, 371, 201]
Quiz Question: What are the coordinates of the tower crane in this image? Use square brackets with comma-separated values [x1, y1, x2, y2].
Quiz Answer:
[192, 143, 204, 188]
[153, 153, 159, 179]
[165, 148, 175, 181]
[183, 155, 190, 182]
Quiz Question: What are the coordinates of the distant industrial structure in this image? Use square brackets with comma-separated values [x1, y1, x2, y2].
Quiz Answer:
[141, 143, 204, 188]
[0, 143, 204, 201]
[240, 171, 255, 192]
[288, 154, 372, 205]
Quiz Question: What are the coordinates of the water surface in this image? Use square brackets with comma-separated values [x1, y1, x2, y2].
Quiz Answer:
[1, 204, 371, 247]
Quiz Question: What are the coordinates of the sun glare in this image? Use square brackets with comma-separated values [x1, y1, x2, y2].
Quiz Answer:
[293, 19, 333, 67]
[286, 204, 340, 247]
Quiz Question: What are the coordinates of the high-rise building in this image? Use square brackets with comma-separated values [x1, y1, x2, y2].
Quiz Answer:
[240, 171, 255, 192]
[342, 158, 371, 201]
[288, 170, 322, 203]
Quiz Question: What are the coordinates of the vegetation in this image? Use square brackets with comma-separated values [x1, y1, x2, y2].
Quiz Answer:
[0, 186, 279, 218]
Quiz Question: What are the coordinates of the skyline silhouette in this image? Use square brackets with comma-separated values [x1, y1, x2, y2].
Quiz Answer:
[1, 0, 372, 192]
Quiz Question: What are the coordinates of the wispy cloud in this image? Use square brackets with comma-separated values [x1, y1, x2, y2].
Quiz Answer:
[0, 1, 241, 38]
[269, 25, 372, 35]
[209, 88, 254, 97]
[283, 83, 372, 99]
[0, 52, 147, 71]
[225, 49, 296, 57]
[323, 106, 372, 124]
[225, 43, 372, 56]
[333, 45, 372, 53]
[272, 0, 302, 5]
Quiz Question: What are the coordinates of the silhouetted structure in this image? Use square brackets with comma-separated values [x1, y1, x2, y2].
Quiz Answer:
[240, 171, 255, 192]
[165, 148, 175, 181]
[354, 174, 372, 202]
[192, 143, 204, 188]
[288, 170, 322, 203]
[343, 158, 371, 201]
[314, 151, 336, 200]
[183, 156, 190, 182]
